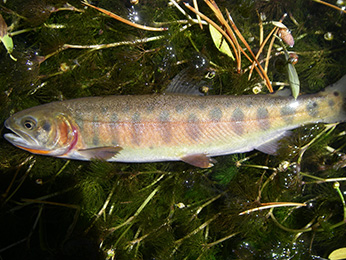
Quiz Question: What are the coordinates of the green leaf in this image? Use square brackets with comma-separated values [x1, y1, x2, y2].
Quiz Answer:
[0, 34, 17, 61]
[283, 51, 299, 99]
[287, 62, 300, 99]
[209, 23, 234, 60]
[1, 34, 13, 52]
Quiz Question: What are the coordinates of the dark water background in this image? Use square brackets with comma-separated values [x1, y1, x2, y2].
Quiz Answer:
[1, 0, 346, 259]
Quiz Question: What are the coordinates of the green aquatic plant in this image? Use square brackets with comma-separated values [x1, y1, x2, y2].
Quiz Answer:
[1, 0, 346, 259]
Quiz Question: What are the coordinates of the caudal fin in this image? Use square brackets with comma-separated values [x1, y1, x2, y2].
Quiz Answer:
[325, 74, 346, 96]
[323, 75, 346, 123]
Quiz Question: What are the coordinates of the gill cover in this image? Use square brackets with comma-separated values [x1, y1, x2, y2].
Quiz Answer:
[4, 111, 78, 157]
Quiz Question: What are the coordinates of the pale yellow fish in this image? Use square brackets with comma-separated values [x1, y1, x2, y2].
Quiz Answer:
[4, 75, 346, 167]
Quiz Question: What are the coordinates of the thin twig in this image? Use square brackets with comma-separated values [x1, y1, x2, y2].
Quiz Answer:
[82, 1, 167, 31]
[183, 3, 240, 69]
[312, 0, 346, 13]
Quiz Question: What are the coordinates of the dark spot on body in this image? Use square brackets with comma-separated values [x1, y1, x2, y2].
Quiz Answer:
[209, 107, 222, 122]
[122, 105, 130, 114]
[306, 101, 319, 117]
[186, 114, 202, 141]
[176, 104, 184, 113]
[257, 107, 270, 130]
[280, 105, 296, 123]
[328, 99, 335, 108]
[101, 106, 108, 114]
[132, 112, 141, 123]
[246, 101, 253, 107]
[159, 111, 172, 143]
[93, 136, 99, 146]
[111, 113, 118, 123]
[231, 108, 244, 135]
[199, 103, 207, 110]
[92, 115, 99, 146]
[109, 113, 119, 145]
[334, 91, 340, 96]
[131, 112, 141, 146]
[146, 103, 155, 113]
[159, 111, 170, 122]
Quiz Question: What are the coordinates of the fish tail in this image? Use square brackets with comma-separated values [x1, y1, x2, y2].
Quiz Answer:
[323, 75, 346, 122]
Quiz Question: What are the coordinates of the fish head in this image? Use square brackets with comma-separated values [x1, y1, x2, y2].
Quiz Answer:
[4, 106, 77, 156]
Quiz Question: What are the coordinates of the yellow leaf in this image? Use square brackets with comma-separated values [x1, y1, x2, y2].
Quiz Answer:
[272, 21, 287, 29]
[209, 24, 234, 60]
[329, 247, 346, 260]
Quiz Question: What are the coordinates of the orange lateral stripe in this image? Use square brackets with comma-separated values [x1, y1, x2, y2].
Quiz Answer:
[17, 145, 52, 155]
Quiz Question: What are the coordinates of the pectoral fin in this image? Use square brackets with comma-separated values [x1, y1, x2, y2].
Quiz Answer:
[78, 146, 123, 160]
[181, 153, 216, 168]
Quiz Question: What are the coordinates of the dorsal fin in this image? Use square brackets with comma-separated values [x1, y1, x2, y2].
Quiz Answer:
[165, 55, 214, 95]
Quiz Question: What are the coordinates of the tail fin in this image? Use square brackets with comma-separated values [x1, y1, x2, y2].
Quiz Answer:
[324, 74, 346, 123]
[324, 75, 346, 96]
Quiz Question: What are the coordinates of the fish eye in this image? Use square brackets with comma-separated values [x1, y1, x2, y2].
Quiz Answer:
[23, 118, 36, 130]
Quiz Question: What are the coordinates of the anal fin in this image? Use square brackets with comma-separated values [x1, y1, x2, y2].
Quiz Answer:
[256, 131, 291, 155]
[181, 153, 216, 168]
[78, 146, 123, 160]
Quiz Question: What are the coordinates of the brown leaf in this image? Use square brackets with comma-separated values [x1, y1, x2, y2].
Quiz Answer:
[0, 14, 8, 38]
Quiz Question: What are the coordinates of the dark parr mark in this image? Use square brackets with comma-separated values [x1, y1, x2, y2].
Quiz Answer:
[306, 101, 319, 117]
[92, 115, 99, 146]
[111, 113, 119, 146]
[328, 99, 335, 108]
[231, 108, 244, 135]
[334, 91, 340, 97]
[111, 113, 118, 123]
[131, 112, 141, 146]
[280, 104, 296, 123]
[199, 103, 207, 110]
[186, 114, 202, 141]
[159, 111, 172, 143]
[257, 107, 270, 130]
[101, 106, 108, 114]
[246, 101, 254, 108]
[122, 104, 130, 114]
[176, 104, 185, 113]
[209, 107, 223, 122]
[146, 103, 155, 113]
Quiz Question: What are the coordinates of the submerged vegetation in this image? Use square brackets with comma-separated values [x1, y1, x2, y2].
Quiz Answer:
[1, 0, 346, 259]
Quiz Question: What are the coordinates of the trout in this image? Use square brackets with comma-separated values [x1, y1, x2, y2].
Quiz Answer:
[4, 75, 346, 168]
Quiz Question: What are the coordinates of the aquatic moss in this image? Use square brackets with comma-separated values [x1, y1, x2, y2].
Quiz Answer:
[1, 0, 346, 259]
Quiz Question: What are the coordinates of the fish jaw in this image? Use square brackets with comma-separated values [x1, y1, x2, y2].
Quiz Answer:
[4, 117, 52, 154]
[4, 117, 40, 148]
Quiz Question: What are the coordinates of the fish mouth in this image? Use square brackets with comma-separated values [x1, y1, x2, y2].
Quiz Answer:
[3, 118, 40, 149]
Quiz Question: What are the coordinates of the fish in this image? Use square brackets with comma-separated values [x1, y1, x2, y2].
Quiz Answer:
[4, 75, 346, 168]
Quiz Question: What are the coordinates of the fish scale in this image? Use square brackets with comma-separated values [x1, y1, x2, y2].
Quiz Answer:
[4, 75, 346, 167]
